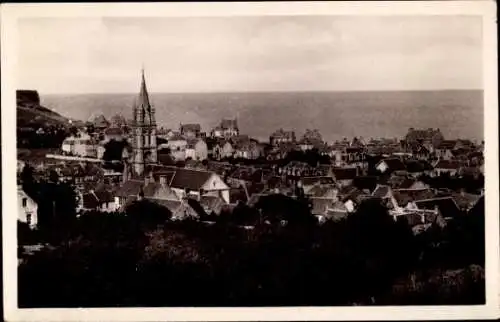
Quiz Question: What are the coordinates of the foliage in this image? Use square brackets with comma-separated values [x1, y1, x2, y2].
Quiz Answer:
[18, 193, 485, 307]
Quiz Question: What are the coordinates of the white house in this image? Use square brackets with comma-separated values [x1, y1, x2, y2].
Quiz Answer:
[61, 132, 97, 158]
[18, 187, 38, 229]
[169, 168, 231, 204]
[167, 136, 188, 161]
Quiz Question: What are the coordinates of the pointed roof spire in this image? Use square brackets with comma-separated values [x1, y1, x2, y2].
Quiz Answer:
[138, 67, 151, 112]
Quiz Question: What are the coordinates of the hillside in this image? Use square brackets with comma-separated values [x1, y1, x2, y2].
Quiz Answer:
[17, 90, 72, 128]
[17, 90, 73, 149]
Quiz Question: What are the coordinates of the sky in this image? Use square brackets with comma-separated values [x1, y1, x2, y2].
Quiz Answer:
[17, 15, 483, 94]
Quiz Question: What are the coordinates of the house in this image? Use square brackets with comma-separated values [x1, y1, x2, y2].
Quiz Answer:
[391, 188, 436, 210]
[434, 160, 461, 176]
[89, 114, 110, 131]
[167, 167, 231, 204]
[413, 196, 462, 220]
[305, 185, 338, 199]
[298, 138, 316, 151]
[331, 167, 358, 187]
[337, 185, 366, 212]
[451, 191, 481, 212]
[302, 129, 323, 144]
[61, 132, 97, 158]
[18, 186, 38, 229]
[404, 127, 444, 150]
[269, 129, 296, 146]
[435, 140, 457, 160]
[233, 140, 262, 159]
[103, 127, 124, 142]
[212, 119, 239, 138]
[300, 176, 336, 193]
[79, 189, 116, 213]
[405, 160, 434, 177]
[115, 176, 179, 211]
[180, 123, 202, 138]
[213, 140, 234, 160]
[167, 135, 188, 161]
[352, 175, 379, 194]
[371, 184, 393, 199]
[375, 158, 407, 175]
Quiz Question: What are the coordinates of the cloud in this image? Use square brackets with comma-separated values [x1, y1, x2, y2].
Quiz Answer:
[17, 15, 483, 93]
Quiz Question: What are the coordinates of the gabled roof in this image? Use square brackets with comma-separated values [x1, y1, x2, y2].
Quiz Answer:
[414, 197, 461, 218]
[301, 176, 335, 187]
[116, 179, 144, 198]
[378, 158, 407, 171]
[352, 175, 379, 193]
[392, 188, 436, 207]
[181, 123, 201, 132]
[434, 160, 460, 170]
[405, 160, 434, 173]
[338, 185, 364, 203]
[169, 168, 215, 191]
[247, 193, 268, 207]
[220, 119, 238, 129]
[306, 185, 337, 199]
[437, 140, 457, 150]
[200, 195, 226, 214]
[332, 167, 358, 181]
[310, 197, 336, 215]
[82, 192, 100, 209]
[371, 185, 391, 198]
[104, 127, 124, 136]
[451, 192, 481, 210]
[142, 182, 178, 200]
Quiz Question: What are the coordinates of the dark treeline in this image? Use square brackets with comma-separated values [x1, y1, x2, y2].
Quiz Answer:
[18, 192, 485, 307]
[17, 124, 70, 149]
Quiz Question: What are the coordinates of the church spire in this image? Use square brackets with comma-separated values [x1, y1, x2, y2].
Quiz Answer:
[138, 67, 151, 112]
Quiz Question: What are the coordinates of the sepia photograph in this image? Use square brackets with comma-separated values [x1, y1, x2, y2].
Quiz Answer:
[2, 1, 498, 321]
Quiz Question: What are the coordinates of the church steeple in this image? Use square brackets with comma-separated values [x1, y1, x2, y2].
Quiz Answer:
[132, 68, 157, 177]
[138, 68, 151, 114]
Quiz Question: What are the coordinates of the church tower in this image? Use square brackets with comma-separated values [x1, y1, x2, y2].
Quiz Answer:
[132, 68, 157, 177]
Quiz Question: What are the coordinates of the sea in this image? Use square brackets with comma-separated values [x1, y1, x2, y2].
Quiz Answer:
[41, 90, 484, 143]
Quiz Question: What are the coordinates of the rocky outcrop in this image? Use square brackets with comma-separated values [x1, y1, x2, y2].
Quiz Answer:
[17, 90, 40, 107]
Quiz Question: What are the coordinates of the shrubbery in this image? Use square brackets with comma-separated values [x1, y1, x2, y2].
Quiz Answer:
[18, 194, 485, 307]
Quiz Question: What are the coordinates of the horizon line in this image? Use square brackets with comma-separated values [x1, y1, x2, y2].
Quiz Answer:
[37, 88, 484, 96]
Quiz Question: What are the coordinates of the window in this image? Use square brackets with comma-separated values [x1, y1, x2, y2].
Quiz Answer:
[22, 198, 27, 208]
[26, 214, 32, 225]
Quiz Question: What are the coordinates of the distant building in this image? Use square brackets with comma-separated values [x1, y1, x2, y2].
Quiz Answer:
[433, 160, 461, 176]
[213, 140, 234, 160]
[375, 158, 407, 174]
[180, 123, 202, 138]
[103, 127, 124, 142]
[61, 132, 97, 158]
[270, 129, 296, 146]
[89, 114, 110, 131]
[212, 119, 239, 138]
[185, 138, 208, 161]
[18, 186, 38, 229]
[404, 127, 444, 150]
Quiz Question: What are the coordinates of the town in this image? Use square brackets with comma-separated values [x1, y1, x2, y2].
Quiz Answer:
[18, 70, 485, 231]
[16, 71, 486, 307]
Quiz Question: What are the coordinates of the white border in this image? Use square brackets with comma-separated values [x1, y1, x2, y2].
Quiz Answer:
[1, 2, 498, 321]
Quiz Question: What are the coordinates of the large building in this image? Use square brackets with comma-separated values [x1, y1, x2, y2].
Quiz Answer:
[131, 69, 158, 176]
